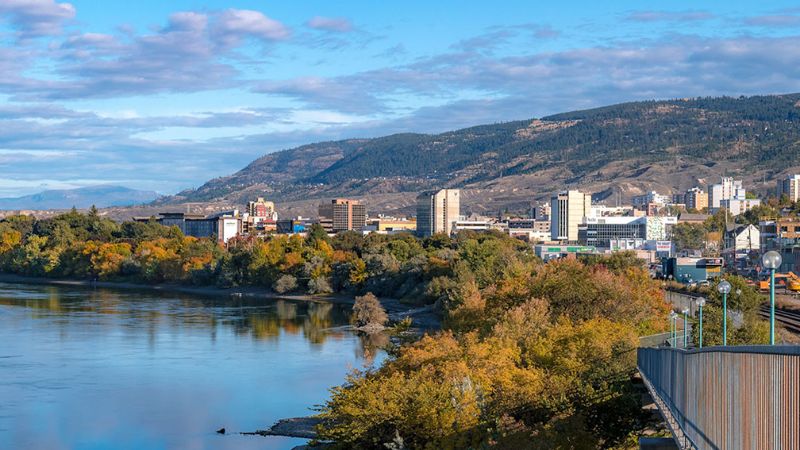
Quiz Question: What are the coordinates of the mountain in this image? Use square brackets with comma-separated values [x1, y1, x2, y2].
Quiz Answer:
[0, 185, 161, 211]
[162, 94, 800, 216]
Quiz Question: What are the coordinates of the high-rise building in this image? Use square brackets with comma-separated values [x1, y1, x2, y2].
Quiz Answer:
[318, 199, 367, 233]
[684, 187, 708, 211]
[550, 190, 592, 242]
[416, 189, 460, 237]
[708, 177, 742, 208]
[777, 175, 800, 202]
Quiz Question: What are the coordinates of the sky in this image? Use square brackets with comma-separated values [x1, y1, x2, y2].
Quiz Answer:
[2, 1, 800, 197]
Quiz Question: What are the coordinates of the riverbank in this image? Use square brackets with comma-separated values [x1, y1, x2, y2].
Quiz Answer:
[0, 273, 442, 330]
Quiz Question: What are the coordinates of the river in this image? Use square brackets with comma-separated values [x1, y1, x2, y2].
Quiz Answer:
[0, 282, 384, 449]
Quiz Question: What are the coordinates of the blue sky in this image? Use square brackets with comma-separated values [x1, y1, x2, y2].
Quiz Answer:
[2, 1, 800, 197]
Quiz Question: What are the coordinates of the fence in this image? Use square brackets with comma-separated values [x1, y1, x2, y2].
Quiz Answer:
[638, 346, 800, 449]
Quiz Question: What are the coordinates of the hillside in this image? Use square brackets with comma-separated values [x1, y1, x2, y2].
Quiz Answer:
[0, 185, 160, 211]
[160, 94, 800, 216]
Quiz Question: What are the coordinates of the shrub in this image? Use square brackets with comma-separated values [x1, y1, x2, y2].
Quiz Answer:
[351, 292, 388, 329]
[273, 274, 298, 294]
[307, 276, 333, 295]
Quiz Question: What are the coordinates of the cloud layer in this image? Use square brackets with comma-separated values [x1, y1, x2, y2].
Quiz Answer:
[1, 4, 800, 196]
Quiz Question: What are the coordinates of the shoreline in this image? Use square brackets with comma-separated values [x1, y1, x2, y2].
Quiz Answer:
[0, 272, 442, 329]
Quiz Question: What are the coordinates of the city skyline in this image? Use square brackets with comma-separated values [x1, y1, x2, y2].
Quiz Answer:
[2, 1, 800, 197]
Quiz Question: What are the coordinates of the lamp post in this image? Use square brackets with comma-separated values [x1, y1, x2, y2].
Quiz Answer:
[762, 251, 783, 345]
[697, 298, 706, 348]
[682, 308, 690, 348]
[718, 280, 732, 346]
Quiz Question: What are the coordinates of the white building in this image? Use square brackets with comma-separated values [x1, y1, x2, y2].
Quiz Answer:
[723, 224, 760, 265]
[708, 177, 743, 208]
[632, 191, 670, 207]
[551, 190, 592, 242]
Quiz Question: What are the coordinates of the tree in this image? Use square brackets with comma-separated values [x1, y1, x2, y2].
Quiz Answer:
[671, 223, 707, 252]
[351, 292, 388, 329]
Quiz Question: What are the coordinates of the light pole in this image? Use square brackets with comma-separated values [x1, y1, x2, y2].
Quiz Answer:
[697, 298, 706, 348]
[682, 308, 690, 348]
[718, 280, 732, 346]
[762, 251, 783, 345]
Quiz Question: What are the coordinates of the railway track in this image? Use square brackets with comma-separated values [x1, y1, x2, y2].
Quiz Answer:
[758, 305, 800, 333]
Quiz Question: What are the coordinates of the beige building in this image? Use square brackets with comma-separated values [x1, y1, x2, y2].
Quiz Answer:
[551, 190, 592, 242]
[777, 175, 800, 202]
[684, 187, 708, 211]
[416, 189, 460, 237]
[318, 199, 367, 233]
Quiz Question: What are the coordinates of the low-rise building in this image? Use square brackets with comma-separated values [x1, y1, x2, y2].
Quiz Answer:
[534, 244, 598, 261]
[664, 257, 723, 283]
[678, 213, 710, 224]
[505, 219, 550, 242]
[134, 211, 242, 243]
[365, 217, 416, 233]
[723, 224, 760, 269]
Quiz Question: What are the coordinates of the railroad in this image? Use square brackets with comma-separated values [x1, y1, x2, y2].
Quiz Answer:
[758, 305, 800, 333]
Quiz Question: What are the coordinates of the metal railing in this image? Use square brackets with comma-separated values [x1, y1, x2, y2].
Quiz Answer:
[638, 346, 800, 449]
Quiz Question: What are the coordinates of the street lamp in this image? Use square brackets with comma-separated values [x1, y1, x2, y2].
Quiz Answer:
[762, 250, 783, 345]
[697, 298, 706, 348]
[718, 280, 731, 346]
[682, 308, 690, 348]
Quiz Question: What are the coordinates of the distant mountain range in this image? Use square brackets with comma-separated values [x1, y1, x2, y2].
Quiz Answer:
[0, 185, 160, 211]
[159, 94, 800, 216]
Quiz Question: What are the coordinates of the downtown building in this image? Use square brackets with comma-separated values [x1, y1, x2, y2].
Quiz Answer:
[683, 187, 709, 211]
[318, 199, 367, 233]
[776, 174, 800, 202]
[550, 190, 592, 242]
[416, 189, 460, 237]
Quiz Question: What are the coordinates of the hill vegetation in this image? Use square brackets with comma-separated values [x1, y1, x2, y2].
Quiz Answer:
[167, 94, 800, 212]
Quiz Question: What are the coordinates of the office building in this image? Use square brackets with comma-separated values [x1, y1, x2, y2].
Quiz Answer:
[777, 174, 800, 202]
[578, 216, 676, 248]
[416, 189, 460, 237]
[551, 190, 592, 242]
[318, 199, 367, 233]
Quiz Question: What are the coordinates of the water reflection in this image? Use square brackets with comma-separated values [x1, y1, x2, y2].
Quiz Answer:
[0, 283, 382, 450]
[0, 284, 352, 346]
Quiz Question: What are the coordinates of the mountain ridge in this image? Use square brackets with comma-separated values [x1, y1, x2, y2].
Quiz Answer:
[159, 94, 800, 216]
[0, 185, 161, 211]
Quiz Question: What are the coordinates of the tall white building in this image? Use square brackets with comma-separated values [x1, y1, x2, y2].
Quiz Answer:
[708, 177, 743, 208]
[416, 189, 460, 237]
[777, 174, 800, 202]
[551, 190, 592, 242]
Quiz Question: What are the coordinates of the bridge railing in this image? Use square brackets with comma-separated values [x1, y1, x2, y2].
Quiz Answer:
[638, 346, 800, 450]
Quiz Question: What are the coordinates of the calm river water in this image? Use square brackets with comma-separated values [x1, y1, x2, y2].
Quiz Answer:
[0, 282, 383, 450]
